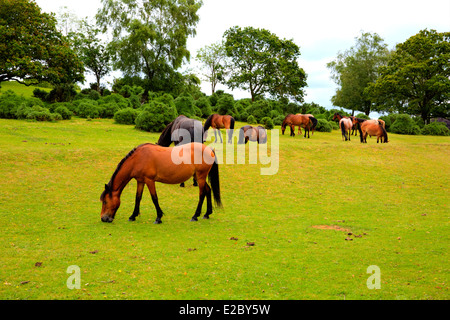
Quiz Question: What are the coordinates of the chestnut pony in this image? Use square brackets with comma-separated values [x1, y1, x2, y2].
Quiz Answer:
[332, 113, 353, 141]
[203, 114, 235, 144]
[238, 125, 267, 144]
[100, 143, 222, 224]
[353, 118, 389, 143]
[158, 115, 204, 187]
[281, 114, 318, 138]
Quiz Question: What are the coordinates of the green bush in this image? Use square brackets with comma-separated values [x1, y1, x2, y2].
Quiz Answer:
[260, 116, 274, 129]
[135, 101, 178, 132]
[174, 92, 195, 117]
[195, 97, 212, 118]
[273, 115, 285, 126]
[421, 122, 450, 136]
[315, 119, 333, 132]
[77, 101, 101, 118]
[54, 105, 72, 120]
[25, 106, 57, 121]
[216, 94, 237, 117]
[247, 115, 257, 124]
[391, 114, 420, 135]
[245, 100, 272, 122]
[114, 108, 139, 125]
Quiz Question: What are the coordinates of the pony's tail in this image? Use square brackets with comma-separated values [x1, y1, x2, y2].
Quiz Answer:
[208, 152, 222, 208]
[157, 120, 174, 146]
[309, 116, 318, 134]
[380, 124, 389, 143]
[340, 121, 346, 140]
[228, 117, 235, 142]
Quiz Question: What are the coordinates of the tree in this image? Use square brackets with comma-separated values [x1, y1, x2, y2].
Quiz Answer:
[223, 26, 307, 102]
[196, 41, 228, 94]
[367, 29, 450, 123]
[71, 19, 111, 93]
[0, 0, 84, 87]
[96, 0, 202, 93]
[327, 32, 390, 115]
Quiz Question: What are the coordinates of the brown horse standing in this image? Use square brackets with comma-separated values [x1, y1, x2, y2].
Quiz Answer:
[354, 118, 389, 143]
[203, 114, 235, 144]
[238, 125, 267, 144]
[332, 113, 352, 141]
[100, 143, 222, 224]
[281, 114, 318, 138]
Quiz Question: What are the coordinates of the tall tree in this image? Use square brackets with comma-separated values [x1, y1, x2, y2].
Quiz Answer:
[223, 26, 307, 102]
[196, 41, 227, 95]
[0, 0, 84, 87]
[327, 32, 390, 115]
[96, 0, 202, 92]
[71, 19, 111, 92]
[367, 29, 450, 123]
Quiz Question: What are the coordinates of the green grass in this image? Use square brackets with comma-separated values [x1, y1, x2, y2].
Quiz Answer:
[0, 118, 448, 300]
[0, 81, 51, 98]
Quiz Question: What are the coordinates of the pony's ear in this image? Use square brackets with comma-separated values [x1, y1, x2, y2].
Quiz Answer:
[104, 184, 110, 193]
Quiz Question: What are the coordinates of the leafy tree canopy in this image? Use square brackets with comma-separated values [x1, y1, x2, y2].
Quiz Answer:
[0, 0, 84, 86]
[327, 32, 390, 115]
[223, 26, 307, 102]
[96, 0, 202, 93]
[367, 29, 450, 123]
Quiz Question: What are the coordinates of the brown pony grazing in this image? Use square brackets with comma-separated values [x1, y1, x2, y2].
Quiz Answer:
[100, 143, 222, 224]
[203, 114, 235, 144]
[354, 118, 389, 143]
[281, 114, 318, 138]
[238, 125, 267, 144]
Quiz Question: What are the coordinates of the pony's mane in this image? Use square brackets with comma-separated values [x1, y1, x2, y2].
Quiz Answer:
[203, 114, 215, 130]
[101, 143, 152, 200]
[157, 119, 175, 146]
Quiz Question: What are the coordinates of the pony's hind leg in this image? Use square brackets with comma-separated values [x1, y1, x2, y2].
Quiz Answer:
[202, 183, 213, 219]
[146, 180, 164, 224]
[191, 179, 208, 222]
[129, 181, 145, 221]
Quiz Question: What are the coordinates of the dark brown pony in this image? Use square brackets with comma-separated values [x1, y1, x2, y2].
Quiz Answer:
[238, 125, 267, 144]
[203, 114, 235, 144]
[100, 143, 222, 224]
[354, 118, 389, 143]
[281, 114, 318, 138]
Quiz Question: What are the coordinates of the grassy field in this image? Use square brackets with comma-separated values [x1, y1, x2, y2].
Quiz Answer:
[0, 81, 51, 98]
[0, 117, 448, 300]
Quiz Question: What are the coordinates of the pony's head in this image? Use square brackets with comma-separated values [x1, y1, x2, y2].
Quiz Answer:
[332, 113, 340, 121]
[100, 184, 121, 222]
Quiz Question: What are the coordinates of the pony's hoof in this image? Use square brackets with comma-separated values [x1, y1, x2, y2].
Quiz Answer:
[190, 217, 198, 222]
[202, 215, 210, 219]
[154, 219, 162, 224]
[128, 217, 136, 222]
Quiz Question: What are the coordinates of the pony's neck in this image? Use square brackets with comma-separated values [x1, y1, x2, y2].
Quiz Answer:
[110, 163, 133, 197]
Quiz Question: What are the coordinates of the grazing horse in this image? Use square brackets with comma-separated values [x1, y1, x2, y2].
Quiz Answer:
[281, 114, 318, 138]
[100, 143, 222, 224]
[353, 118, 389, 143]
[203, 114, 235, 144]
[332, 113, 352, 141]
[238, 125, 267, 144]
[158, 115, 204, 187]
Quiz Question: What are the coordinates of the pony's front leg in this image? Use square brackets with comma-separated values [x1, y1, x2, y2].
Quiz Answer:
[218, 129, 223, 143]
[214, 129, 218, 143]
[146, 180, 164, 224]
[129, 181, 145, 221]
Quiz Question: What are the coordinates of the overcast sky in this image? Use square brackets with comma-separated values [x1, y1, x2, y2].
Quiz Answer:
[35, 0, 450, 113]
